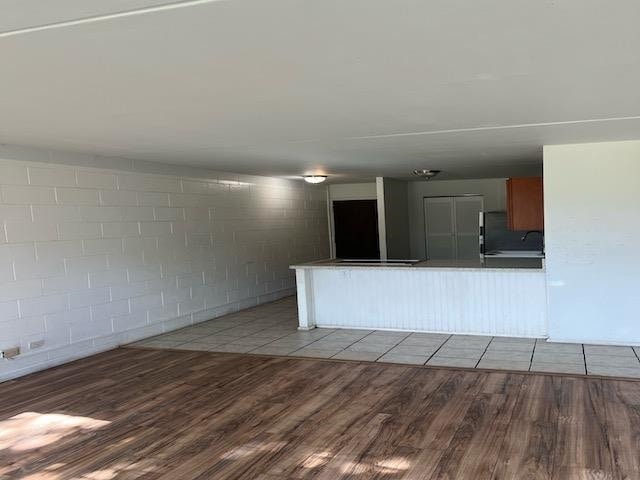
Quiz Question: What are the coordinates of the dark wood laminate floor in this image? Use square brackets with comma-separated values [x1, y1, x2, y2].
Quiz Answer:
[2, 348, 640, 480]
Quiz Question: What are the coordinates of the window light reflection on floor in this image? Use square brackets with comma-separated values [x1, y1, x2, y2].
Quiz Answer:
[0, 412, 111, 452]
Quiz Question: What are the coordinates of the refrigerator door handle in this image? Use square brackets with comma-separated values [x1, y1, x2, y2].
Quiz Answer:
[479, 211, 485, 259]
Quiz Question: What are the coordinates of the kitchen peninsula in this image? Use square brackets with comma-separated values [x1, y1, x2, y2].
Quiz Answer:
[292, 258, 547, 338]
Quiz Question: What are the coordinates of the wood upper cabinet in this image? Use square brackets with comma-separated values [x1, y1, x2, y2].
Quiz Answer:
[507, 177, 544, 231]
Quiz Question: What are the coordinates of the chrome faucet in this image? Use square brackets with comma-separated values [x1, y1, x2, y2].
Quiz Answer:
[521, 230, 544, 254]
[521, 230, 543, 242]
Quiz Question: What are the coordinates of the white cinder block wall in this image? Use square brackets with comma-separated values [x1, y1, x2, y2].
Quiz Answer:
[0, 147, 329, 381]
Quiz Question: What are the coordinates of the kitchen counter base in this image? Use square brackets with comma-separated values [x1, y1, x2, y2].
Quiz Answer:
[292, 261, 547, 337]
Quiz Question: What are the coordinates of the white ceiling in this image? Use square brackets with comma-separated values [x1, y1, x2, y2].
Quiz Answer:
[1, 0, 639, 181]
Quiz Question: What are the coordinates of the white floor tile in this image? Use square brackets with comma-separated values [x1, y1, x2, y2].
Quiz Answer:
[481, 350, 532, 362]
[208, 344, 254, 353]
[434, 347, 485, 360]
[530, 362, 586, 375]
[347, 343, 395, 353]
[248, 345, 300, 356]
[291, 348, 343, 359]
[587, 365, 640, 378]
[583, 345, 637, 357]
[377, 353, 428, 365]
[426, 357, 477, 368]
[532, 352, 584, 365]
[534, 342, 583, 354]
[387, 345, 438, 356]
[332, 350, 381, 362]
[477, 359, 530, 371]
[585, 355, 640, 368]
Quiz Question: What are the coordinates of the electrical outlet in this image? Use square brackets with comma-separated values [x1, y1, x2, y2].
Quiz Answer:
[29, 340, 45, 350]
[1, 347, 20, 359]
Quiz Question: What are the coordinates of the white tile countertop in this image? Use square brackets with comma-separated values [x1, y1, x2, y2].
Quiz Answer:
[291, 257, 544, 270]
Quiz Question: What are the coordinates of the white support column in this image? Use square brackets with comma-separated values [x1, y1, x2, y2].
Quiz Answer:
[295, 268, 316, 330]
[376, 177, 388, 261]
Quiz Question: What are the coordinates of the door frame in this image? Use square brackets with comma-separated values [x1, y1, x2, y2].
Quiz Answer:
[331, 199, 380, 260]
[328, 191, 378, 258]
[423, 194, 484, 260]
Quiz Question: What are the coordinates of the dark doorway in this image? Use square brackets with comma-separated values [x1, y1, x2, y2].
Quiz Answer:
[333, 200, 380, 259]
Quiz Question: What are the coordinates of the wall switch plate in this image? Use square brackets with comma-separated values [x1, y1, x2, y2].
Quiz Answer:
[29, 340, 45, 350]
[1, 346, 20, 359]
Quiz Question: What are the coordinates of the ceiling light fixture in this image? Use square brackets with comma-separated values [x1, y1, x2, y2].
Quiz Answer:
[302, 175, 327, 184]
[413, 169, 441, 181]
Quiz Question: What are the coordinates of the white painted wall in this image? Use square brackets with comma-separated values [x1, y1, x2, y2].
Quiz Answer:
[0, 147, 329, 381]
[328, 182, 376, 201]
[544, 140, 640, 345]
[408, 178, 509, 259]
